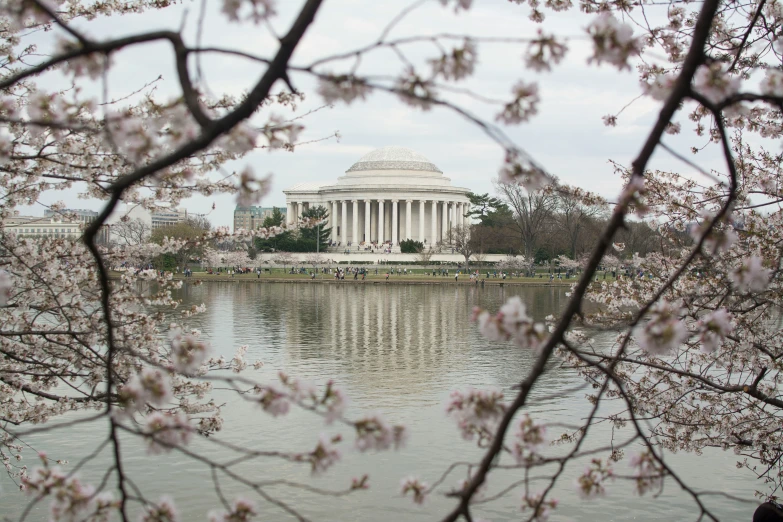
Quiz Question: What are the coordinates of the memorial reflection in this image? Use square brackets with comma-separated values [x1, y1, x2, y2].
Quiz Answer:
[173, 282, 577, 399]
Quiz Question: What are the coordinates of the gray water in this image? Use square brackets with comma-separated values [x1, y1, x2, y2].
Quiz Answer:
[2, 283, 759, 521]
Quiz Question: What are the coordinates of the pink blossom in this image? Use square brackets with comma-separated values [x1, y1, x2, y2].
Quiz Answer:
[474, 297, 547, 351]
[144, 412, 192, 454]
[119, 369, 173, 413]
[574, 459, 614, 499]
[730, 255, 771, 293]
[638, 300, 688, 356]
[496, 81, 540, 125]
[446, 388, 506, 441]
[692, 63, 741, 105]
[512, 414, 547, 462]
[0, 128, 12, 165]
[316, 75, 371, 105]
[521, 491, 558, 521]
[257, 385, 290, 417]
[698, 308, 734, 353]
[306, 434, 341, 475]
[400, 476, 429, 505]
[208, 496, 257, 522]
[438, 0, 474, 12]
[322, 381, 349, 424]
[0, 270, 11, 306]
[641, 72, 676, 101]
[429, 40, 478, 81]
[221, 0, 276, 23]
[169, 329, 210, 374]
[139, 495, 179, 522]
[586, 12, 643, 69]
[354, 413, 406, 451]
[628, 451, 663, 495]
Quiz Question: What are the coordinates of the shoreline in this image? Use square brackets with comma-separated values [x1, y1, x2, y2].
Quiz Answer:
[115, 273, 577, 287]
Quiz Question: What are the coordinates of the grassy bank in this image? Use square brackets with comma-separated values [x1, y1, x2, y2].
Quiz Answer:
[121, 270, 594, 286]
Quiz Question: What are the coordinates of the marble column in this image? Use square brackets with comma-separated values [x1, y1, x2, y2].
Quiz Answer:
[332, 201, 339, 240]
[392, 200, 399, 246]
[341, 200, 348, 245]
[431, 200, 438, 244]
[378, 199, 385, 243]
[442, 201, 448, 240]
[286, 202, 293, 225]
[364, 200, 371, 243]
[463, 202, 470, 228]
[419, 200, 425, 242]
[456, 203, 462, 229]
[405, 200, 412, 240]
[352, 200, 358, 246]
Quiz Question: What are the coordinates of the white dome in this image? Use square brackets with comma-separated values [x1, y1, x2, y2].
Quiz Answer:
[346, 146, 442, 174]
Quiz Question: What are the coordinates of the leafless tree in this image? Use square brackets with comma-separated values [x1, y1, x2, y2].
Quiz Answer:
[495, 181, 558, 260]
[271, 252, 296, 274]
[415, 247, 435, 265]
[552, 185, 608, 258]
[110, 217, 151, 246]
[447, 224, 477, 268]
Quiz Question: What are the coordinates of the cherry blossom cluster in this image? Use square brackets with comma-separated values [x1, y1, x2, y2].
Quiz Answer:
[296, 434, 343, 475]
[637, 300, 688, 356]
[628, 451, 664, 496]
[520, 491, 558, 521]
[511, 413, 547, 463]
[400, 476, 429, 505]
[353, 413, 407, 452]
[472, 296, 548, 352]
[22, 457, 116, 522]
[446, 387, 507, 443]
[574, 458, 614, 499]
[208, 496, 257, 522]
[585, 13, 643, 70]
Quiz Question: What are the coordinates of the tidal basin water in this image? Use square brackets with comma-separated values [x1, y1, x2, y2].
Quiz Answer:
[3, 283, 759, 521]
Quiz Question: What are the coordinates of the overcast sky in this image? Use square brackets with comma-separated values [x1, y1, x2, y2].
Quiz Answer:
[21, 0, 728, 228]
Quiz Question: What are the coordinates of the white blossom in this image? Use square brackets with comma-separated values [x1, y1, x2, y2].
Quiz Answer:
[760, 70, 783, 97]
[169, 329, 210, 374]
[208, 497, 257, 522]
[144, 412, 192, 454]
[497, 81, 540, 124]
[139, 496, 179, 522]
[730, 255, 771, 293]
[586, 12, 643, 69]
[698, 309, 733, 353]
[638, 300, 688, 356]
[400, 476, 429, 505]
[354, 413, 406, 452]
[221, 0, 276, 23]
[316, 75, 371, 105]
[0, 270, 11, 306]
[692, 63, 741, 105]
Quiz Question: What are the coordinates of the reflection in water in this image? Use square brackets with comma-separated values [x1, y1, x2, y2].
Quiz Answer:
[3, 283, 756, 522]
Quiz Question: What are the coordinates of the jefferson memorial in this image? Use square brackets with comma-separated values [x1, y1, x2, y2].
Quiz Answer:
[283, 146, 471, 247]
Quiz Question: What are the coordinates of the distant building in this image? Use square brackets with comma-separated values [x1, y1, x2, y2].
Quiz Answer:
[151, 208, 189, 229]
[44, 208, 98, 226]
[284, 146, 470, 248]
[2, 214, 82, 240]
[233, 206, 286, 232]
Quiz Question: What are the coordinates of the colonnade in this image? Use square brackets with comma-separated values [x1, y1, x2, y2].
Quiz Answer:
[286, 198, 470, 246]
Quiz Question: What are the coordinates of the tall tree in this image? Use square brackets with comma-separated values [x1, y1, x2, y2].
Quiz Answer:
[446, 224, 478, 268]
[262, 207, 285, 228]
[495, 181, 558, 260]
[466, 193, 512, 227]
[552, 184, 608, 258]
[299, 205, 331, 252]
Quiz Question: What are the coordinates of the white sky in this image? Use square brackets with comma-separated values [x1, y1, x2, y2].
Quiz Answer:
[20, 0, 730, 228]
